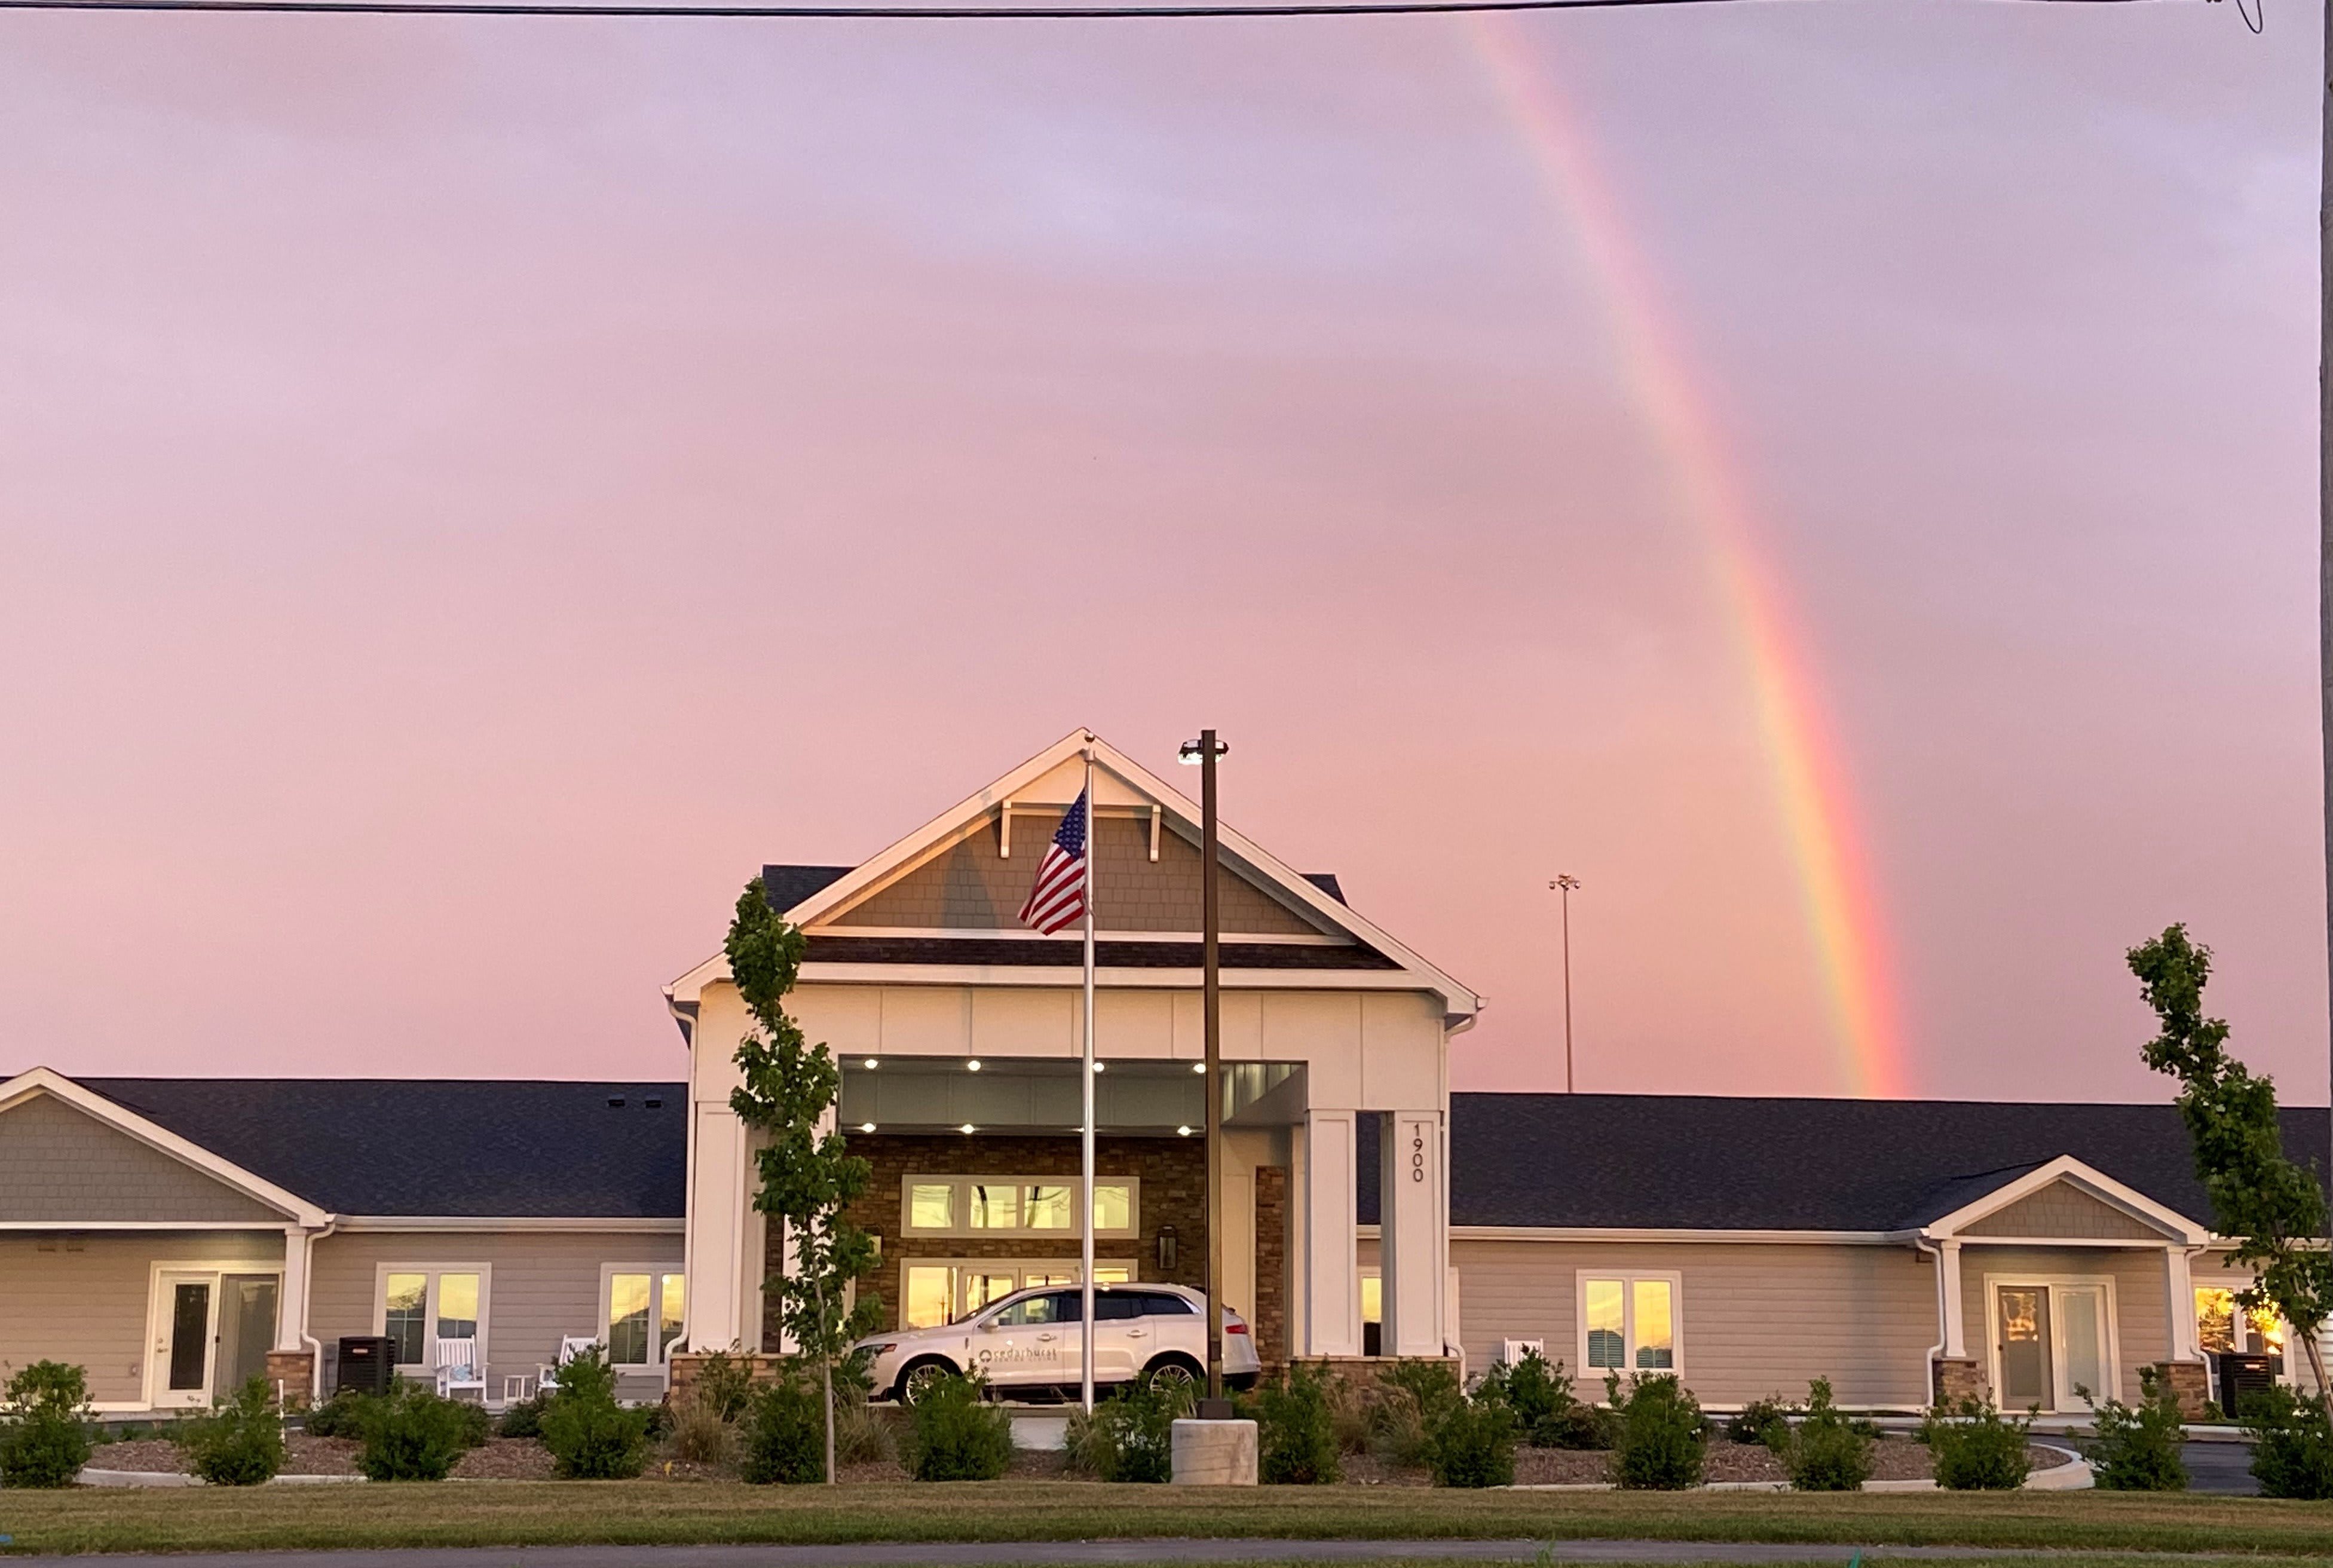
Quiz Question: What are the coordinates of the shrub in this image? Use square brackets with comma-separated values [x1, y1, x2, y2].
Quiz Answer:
[835, 1389, 893, 1468]
[451, 1398, 492, 1448]
[739, 1370, 823, 1484]
[540, 1346, 652, 1480]
[1777, 1379, 1870, 1492]
[668, 1392, 736, 1468]
[1423, 1389, 1518, 1487]
[0, 1361, 93, 1489]
[1923, 1397, 2033, 1491]
[901, 1371, 1012, 1481]
[354, 1381, 474, 1481]
[1536, 1401, 1617, 1450]
[302, 1391, 371, 1440]
[496, 1393, 549, 1440]
[691, 1349, 757, 1424]
[178, 1377, 287, 1486]
[2243, 1385, 2333, 1500]
[1321, 1368, 1374, 1456]
[1371, 1359, 1462, 1468]
[1253, 1362, 1340, 1484]
[1725, 1396, 1792, 1450]
[1086, 1373, 1190, 1483]
[2080, 1368, 2187, 1492]
[1608, 1373, 1706, 1490]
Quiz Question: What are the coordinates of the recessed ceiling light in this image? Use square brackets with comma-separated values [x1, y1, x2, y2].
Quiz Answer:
[966, 1059, 982, 1073]
[960, 1123, 976, 1135]
[862, 1058, 878, 1070]
[1177, 1125, 1192, 1137]
[1192, 1062, 1206, 1074]
[860, 1122, 877, 1134]
[1092, 1061, 1106, 1073]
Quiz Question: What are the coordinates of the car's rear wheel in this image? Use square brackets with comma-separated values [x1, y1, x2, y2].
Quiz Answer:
[896, 1357, 958, 1407]
[1144, 1354, 1202, 1395]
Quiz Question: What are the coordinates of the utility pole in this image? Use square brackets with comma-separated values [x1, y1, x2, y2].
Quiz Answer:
[1551, 875, 1580, 1094]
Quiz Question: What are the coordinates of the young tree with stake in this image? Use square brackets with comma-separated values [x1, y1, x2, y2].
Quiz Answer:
[726, 877, 882, 1483]
[2129, 925, 2333, 1417]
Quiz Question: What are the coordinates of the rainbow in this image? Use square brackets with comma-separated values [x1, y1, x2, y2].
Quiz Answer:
[1463, 13, 1909, 1098]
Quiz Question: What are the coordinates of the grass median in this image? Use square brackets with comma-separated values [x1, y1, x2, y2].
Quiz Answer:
[1, 1483, 2331, 1558]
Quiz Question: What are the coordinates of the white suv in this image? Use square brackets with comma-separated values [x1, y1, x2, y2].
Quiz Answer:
[856, 1282, 1262, 1404]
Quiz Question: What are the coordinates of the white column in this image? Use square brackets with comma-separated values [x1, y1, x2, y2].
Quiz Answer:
[2166, 1247, 2199, 1361]
[684, 1102, 751, 1353]
[1379, 1111, 1444, 1358]
[277, 1226, 311, 1352]
[1302, 1111, 1360, 1357]
[1939, 1241, 1967, 1359]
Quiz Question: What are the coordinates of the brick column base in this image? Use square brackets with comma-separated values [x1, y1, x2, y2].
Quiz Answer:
[2153, 1359, 2212, 1418]
[264, 1350, 316, 1408]
[1932, 1356, 1986, 1407]
[668, 1351, 797, 1404]
[1254, 1165, 1290, 1374]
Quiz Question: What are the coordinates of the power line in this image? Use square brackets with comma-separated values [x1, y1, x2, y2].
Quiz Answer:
[0, 0, 2179, 19]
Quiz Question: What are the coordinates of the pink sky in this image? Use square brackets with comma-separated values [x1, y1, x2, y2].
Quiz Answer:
[1, 1, 2323, 1104]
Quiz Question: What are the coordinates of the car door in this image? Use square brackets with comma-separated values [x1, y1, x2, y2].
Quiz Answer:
[977, 1290, 1080, 1392]
[1138, 1290, 1203, 1369]
[1092, 1290, 1143, 1382]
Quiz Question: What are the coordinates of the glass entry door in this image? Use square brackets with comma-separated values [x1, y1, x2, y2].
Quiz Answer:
[217, 1276, 280, 1396]
[155, 1273, 216, 1409]
[1995, 1285, 2052, 1411]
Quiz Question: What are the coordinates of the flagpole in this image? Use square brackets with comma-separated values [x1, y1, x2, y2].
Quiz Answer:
[1080, 741, 1097, 1415]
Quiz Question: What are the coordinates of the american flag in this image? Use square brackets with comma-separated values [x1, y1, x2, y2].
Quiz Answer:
[1017, 787, 1089, 935]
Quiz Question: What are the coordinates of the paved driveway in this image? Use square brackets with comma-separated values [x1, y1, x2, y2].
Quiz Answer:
[2181, 1440, 2258, 1496]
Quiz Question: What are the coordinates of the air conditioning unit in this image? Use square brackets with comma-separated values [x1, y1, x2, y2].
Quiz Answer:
[335, 1336, 396, 1398]
[1498, 1338, 1545, 1367]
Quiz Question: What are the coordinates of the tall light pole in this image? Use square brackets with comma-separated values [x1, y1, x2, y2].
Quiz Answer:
[1550, 875, 1580, 1094]
[1178, 730, 1229, 1406]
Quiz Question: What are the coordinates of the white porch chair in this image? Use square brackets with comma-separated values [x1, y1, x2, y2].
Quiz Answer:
[536, 1336, 601, 1398]
[434, 1337, 487, 1402]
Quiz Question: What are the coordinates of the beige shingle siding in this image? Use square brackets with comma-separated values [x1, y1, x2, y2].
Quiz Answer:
[0, 1231, 284, 1403]
[833, 811, 1328, 936]
[0, 1094, 285, 1224]
[1444, 1237, 1940, 1410]
[308, 1229, 684, 1394]
[1961, 1181, 2162, 1241]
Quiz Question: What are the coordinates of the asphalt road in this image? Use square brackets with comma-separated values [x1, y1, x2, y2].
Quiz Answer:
[2181, 1441, 2259, 1496]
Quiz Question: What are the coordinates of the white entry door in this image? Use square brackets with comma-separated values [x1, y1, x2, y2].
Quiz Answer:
[2052, 1284, 2112, 1410]
[153, 1272, 218, 1410]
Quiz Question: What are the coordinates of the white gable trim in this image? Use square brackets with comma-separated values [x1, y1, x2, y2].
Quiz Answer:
[1920, 1154, 2209, 1245]
[0, 1068, 332, 1229]
[666, 729, 1482, 1022]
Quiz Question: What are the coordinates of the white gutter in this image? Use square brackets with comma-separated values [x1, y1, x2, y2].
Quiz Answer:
[301, 1221, 337, 1405]
[1915, 1238, 1946, 1405]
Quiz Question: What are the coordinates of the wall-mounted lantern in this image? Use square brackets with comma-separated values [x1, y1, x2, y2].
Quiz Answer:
[1156, 1224, 1178, 1275]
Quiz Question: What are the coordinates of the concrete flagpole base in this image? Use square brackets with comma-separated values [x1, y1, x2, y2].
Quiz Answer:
[1169, 1417, 1258, 1485]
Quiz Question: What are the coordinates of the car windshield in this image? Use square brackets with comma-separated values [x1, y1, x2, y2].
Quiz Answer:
[986, 1291, 1080, 1326]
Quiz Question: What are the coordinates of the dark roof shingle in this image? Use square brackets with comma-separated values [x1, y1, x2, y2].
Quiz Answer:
[80, 1079, 685, 1218]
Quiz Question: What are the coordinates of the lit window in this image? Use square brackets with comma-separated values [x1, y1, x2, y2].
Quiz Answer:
[605, 1269, 686, 1365]
[1092, 1184, 1132, 1232]
[904, 1267, 954, 1329]
[659, 1275, 687, 1359]
[384, 1273, 427, 1366]
[910, 1184, 955, 1229]
[2249, 1306, 2288, 1356]
[901, 1261, 1135, 1326]
[1360, 1274, 1382, 1327]
[1028, 1186, 1073, 1229]
[968, 1184, 1020, 1229]
[1581, 1273, 1682, 1379]
[436, 1273, 480, 1342]
[2196, 1288, 2237, 1355]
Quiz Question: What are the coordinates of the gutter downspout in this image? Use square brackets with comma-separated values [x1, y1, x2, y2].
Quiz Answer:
[1915, 1236, 1946, 1409]
[301, 1220, 338, 1406]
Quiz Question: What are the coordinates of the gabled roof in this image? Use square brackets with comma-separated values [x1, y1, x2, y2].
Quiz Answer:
[69, 1077, 687, 1219]
[674, 731, 1479, 1021]
[1356, 1093, 2329, 1234]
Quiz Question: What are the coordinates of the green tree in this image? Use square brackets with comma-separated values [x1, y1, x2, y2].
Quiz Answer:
[2129, 925, 2332, 1416]
[726, 876, 883, 1484]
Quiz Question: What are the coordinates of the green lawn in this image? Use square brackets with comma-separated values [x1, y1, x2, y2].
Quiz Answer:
[1, 1483, 2329, 1558]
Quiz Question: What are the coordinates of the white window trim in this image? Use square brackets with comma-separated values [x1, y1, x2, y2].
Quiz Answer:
[1575, 1270, 1685, 1386]
[899, 1175, 1141, 1240]
[598, 1263, 688, 1367]
[372, 1263, 493, 1376]
[896, 1257, 1138, 1328]
[1980, 1271, 2123, 1411]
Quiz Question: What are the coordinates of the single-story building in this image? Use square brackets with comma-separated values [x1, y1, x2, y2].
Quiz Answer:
[4, 730, 2327, 1416]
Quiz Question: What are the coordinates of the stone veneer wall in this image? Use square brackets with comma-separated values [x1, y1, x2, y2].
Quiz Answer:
[770, 1133, 1209, 1342]
[1255, 1165, 1289, 1370]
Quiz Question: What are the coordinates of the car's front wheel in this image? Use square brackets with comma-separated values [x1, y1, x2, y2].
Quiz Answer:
[896, 1357, 959, 1407]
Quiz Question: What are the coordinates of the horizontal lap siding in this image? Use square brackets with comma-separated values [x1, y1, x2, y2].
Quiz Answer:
[0, 1231, 285, 1404]
[310, 1230, 683, 1392]
[1452, 1238, 1937, 1410]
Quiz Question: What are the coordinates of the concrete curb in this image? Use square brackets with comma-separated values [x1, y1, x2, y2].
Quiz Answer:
[1505, 1443, 2091, 1494]
[77, 1468, 366, 1487]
